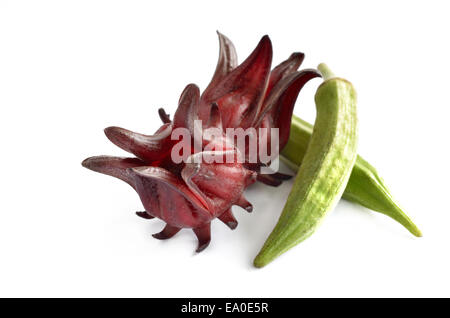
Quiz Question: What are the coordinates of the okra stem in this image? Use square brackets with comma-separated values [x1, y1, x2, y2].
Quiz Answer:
[318, 63, 335, 80]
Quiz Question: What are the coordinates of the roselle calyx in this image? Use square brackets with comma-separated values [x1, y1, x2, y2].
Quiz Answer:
[82, 32, 320, 252]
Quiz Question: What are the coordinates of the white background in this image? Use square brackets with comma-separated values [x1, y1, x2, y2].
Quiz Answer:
[1, 0, 449, 297]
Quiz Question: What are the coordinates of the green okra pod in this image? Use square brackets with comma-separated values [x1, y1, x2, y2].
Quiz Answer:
[281, 107, 422, 238]
[254, 64, 359, 268]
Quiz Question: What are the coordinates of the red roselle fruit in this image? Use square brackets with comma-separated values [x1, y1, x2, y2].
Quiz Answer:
[82, 32, 320, 252]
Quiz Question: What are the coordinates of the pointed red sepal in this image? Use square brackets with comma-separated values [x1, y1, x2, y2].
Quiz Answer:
[256, 174, 282, 187]
[158, 108, 171, 124]
[202, 32, 238, 99]
[136, 211, 154, 219]
[265, 52, 304, 97]
[255, 69, 321, 126]
[269, 69, 321, 150]
[152, 224, 181, 240]
[272, 172, 292, 180]
[236, 195, 253, 212]
[218, 208, 238, 230]
[202, 35, 273, 129]
[128, 166, 211, 228]
[207, 103, 223, 130]
[81, 156, 145, 187]
[255, 69, 321, 150]
[104, 124, 173, 163]
[173, 84, 200, 134]
[193, 223, 211, 253]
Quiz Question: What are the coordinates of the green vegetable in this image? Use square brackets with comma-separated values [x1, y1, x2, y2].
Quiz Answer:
[254, 64, 359, 268]
[281, 110, 422, 238]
